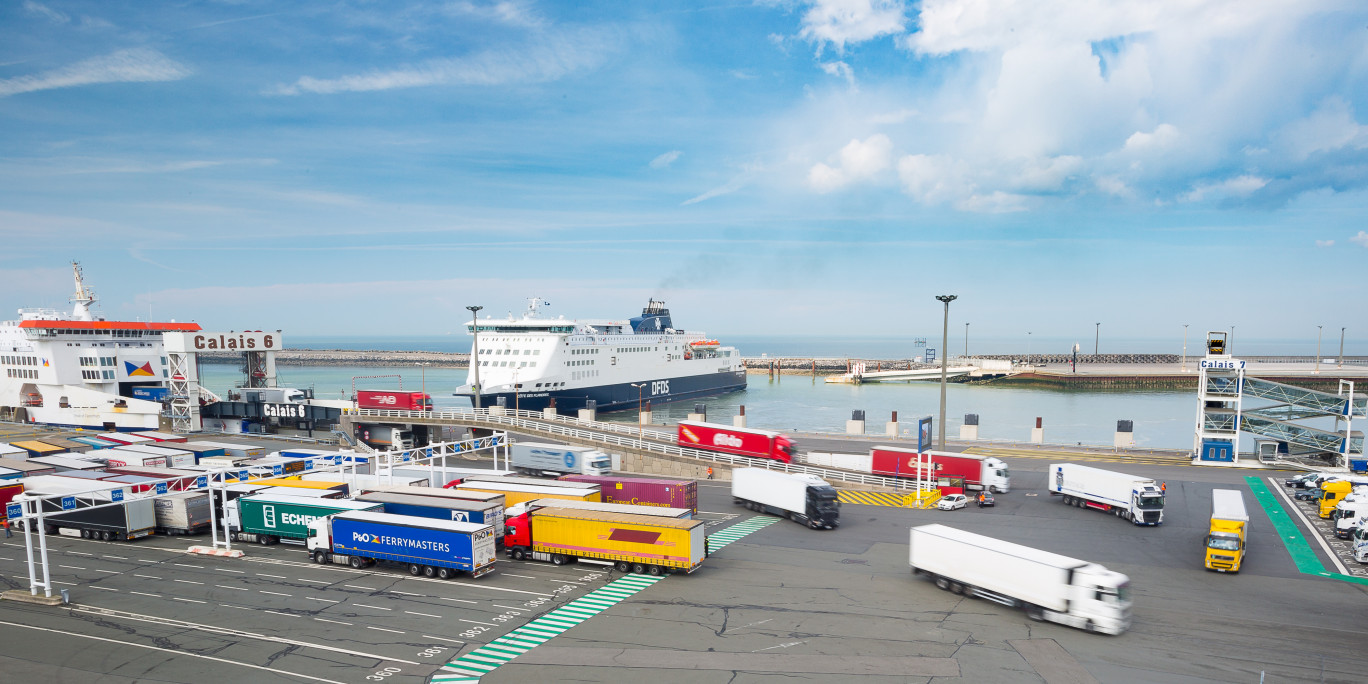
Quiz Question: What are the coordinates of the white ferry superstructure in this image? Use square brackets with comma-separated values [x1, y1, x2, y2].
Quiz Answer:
[0, 263, 198, 431]
[456, 299, 746, 412]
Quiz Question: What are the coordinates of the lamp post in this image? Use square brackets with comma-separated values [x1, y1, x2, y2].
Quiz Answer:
[631, 383, 646, 440]
[1027, 331, 1032, 357]
[416, 362, 430, 415]
[1316, 325, 1323, 374]
[964, 322, 969, 357]
[935, 295, 957, 450]
[1182, 324, 1189, 372]
[1341, 327, 1347, 369]
[1095, 322, 1100, 355]
[466, 305, 483, 409]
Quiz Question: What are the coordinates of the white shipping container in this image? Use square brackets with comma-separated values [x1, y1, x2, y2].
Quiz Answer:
[116, 444, 197, 468]
[153, 491, 211, 532]
[104, 449, 169, 469]
[802, 452, 873, 471]
[302, 472, 428, 488]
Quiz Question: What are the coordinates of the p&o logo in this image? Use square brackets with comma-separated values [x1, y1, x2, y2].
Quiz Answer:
[352, 532, 373, 543]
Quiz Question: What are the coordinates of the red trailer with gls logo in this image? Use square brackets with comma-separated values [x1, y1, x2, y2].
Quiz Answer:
[356, 390, 432, 411]
[676, 420, 794, 464]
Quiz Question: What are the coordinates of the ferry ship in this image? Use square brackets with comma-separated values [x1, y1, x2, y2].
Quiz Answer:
[456, 299, 746, 413]
[0, 263, 197, 431]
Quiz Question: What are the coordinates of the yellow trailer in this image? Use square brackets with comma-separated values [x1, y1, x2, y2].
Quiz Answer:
[508, 507, 706, 575]
[453, 481, 599, 507]
[251, 477, 350, 497]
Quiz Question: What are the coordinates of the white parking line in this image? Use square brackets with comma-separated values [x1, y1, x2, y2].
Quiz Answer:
[439, 598, 477, 604]
[459, 619, 495, 626]
[367, 626, 404, 634]
[215, 568, 244, 574]
[257, 573, 286, 579]
[259, 590, 292, 597]
[57, 565, 86, 570]
[173, 563, 204, 569]
[343, 584, 376, 591]
[423, 635, 465, 644]
[173, 598, 206, 604]
[133, 574, 162, 580]
[174, 579, 204, 585]
[220, 604, 253, 610]
[69, 551, 94, 556]
[353, 604, 391, 611]
[137, 559, 160, 563]
[263, 610, 300, 618]
[216, 585, 248, 591]
[88, 585, 117, 591]
[390, 590, 423, 596]
[306, 597, 339, 603]
[502, 574, 536, 579]
[130, 591, 161, 598]
[297, 578, 330, 584]
[94, 569, 120, 574]
[103, 555, 127, 560]
[405, 611, 441, 618]
[1269, 477, 1352, 575]
[315, 618, 352, 626]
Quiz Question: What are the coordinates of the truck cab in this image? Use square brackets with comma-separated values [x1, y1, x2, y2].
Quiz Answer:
[1319, 480, 1355, 518]
[1133, 486, 1165, 524]
[503, 509, 531, 551]
[983, 457, 1010, 493]
[807, 483, 841, 529]
[1332, 498, 1368, 539]
[1354, 524, 1368, 564]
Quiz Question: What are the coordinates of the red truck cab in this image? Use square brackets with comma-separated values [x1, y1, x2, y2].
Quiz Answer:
[503, 510, 531, 552]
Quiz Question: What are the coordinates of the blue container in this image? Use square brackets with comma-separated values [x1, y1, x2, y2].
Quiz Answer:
[1351, 458, 1368, 474]
[1199, 440, 1234, 462]
[328, 511, 496, 575]
[131, 387, 170, 401]
[71, 436, 119, 450]
[356, 490, 504, 531]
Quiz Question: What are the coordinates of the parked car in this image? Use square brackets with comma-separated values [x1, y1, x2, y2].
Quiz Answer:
[976, 492, 996, 507]
[937, 494, 968, 511]
[1285, 473, 1319, 489]
[1294, 487, 1323, 502]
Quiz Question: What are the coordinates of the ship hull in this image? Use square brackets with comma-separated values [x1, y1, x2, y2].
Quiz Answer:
[460, 370, 747, 413]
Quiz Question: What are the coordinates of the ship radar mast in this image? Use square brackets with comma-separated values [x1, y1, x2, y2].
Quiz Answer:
[70, 261, 97, 321]
[524, 297, 550, 318]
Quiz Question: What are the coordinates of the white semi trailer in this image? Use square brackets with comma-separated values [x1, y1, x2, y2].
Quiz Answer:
[1049, 463, 1165, 525]
[731, 468, 840, 530]
[908, 524, 1132, 635]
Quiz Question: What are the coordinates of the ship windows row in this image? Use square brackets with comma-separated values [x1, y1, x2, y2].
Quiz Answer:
[571, 348, 599, 355]
[572, 370, 598, 381]
[3, 355, 37, 366]
[479, 360, 538, 368]
[6, 369, 38, 379]
[479, 348, 541, 356]
[81, 370, 115, 380]
[566, 359, 594, 367]
[79, 356, 116, 367]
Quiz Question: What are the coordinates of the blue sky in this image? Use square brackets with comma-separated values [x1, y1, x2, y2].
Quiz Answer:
[1, 0, 1365, 349]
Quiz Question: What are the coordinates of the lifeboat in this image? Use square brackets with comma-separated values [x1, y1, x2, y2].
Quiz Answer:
[688, 339, 720, 350]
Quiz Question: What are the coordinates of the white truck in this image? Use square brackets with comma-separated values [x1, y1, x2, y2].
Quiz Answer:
[152, 491, 213, 535]
[1049, 463, 1165, 525]
[731, 468, 840, 530]
[1332, 494, 1368, 540]
[510, 443, 611, 477]
[909, 524, 1132, 635]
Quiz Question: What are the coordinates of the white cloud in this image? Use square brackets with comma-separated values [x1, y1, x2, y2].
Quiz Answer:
[272, 31, 609, 95]
[1124, 124, 1180, 153]
[1182, 175, 1269, 203]
[650, 150, 682, 169]
[957, 190, 1028, 213]
[820, 60, 855, 86]
[869, 108, 917, 125]
[1315, 239, 1335, 247]
[1276, 97, 1368, 160]
[0, 48, 190, 98]
[444, 1, 544, 28]
[896, 153, 969, 204]
[1351, 231, 1368, 248]
[800, 0, 908, 55]
[808, 134, 892, 192]
[1095, 175, 1133, 197]
[23, 1, 68, 24]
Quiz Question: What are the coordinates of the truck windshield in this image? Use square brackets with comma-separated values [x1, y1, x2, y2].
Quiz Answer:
[996, 468, 1009, 479]
[1208, 535, 1240, 551]
[1138, 495, 1164, 508]
[592, 459, 611, 469]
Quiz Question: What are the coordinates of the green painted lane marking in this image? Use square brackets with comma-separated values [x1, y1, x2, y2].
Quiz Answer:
[706, 515, 780, 551]
[431, 573, 665, 684]
[1244, 476, 1368, 586]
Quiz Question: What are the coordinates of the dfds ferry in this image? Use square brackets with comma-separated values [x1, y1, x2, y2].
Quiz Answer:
[456, 299, 746, 413]
[0, 263, 197, 430]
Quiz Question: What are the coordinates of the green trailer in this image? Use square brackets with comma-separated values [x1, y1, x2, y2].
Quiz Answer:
[231, 493, 381, 546]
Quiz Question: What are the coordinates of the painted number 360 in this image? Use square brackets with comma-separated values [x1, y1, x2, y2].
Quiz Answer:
[651, 380, 670, 396]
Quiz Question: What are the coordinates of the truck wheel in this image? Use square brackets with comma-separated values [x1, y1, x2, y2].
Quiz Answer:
[950, 582, 965, 594]
[551, 554, 567, 566]
[631, 563, 646, 574]
[313, 551, 326, 564]
[438, 567, 455, 580]
[989, 486, 998, 493]
[408, 564, 423, 576]
[258, 535, 271, 546]
[1025, 605, 1045, 621]
[935, 576, 950, 590]
[647, 565, 663, 576]
[350, 556, 366, 569]
[511, 548, 526, 561]
[79, 529, 90, 539]
[101, 531, 113, 541]
[615, 561, 631, 572]
[423, 566, 437, 578]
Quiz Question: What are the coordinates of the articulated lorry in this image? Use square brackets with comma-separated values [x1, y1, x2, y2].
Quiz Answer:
[512, 498, 693, 520]
[560, 474, 697, 513]
[1205, 489, 1249, 572]
[13, 487, 155, 541]
[1049, 463, 1164, 525]
[909, 524, 1132, 635]
[677, 421, 795, 463]
[356, 490, 503, 533]
[230, 494, 381, 545]
[806, 448, 1011, 493]
[504, 506, 707, 575]
[510, 443, 612, 476]
[307, 510, 497, 579]
[731, 467, 840, 529]
[153, 491, 213, 535]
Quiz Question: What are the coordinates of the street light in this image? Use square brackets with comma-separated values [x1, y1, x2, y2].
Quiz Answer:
[1027, 331, 1032, 357]
[416, 362, 430, 415]
[935, 295, 957, 450]
[1341, 327, 1347, 369]
[1316, 325, 1323, 374]
[964, 322, 969, 357]
[466, 305, 483, 409]
[1095, 322, 1100, 355]
[630, 383, 646, 439]
[1182, 324, 1189, 372]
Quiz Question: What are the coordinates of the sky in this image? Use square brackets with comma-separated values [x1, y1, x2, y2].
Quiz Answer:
[1, 0, 1365, 349]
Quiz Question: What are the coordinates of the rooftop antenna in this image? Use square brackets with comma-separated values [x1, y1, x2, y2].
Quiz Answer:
[70, 261, 97, 321]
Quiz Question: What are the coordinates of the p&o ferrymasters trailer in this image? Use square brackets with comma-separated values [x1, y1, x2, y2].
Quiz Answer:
[307, 510, 496, 579]
[909, 524, 1132, 634]
[1049, 463, 1164, 525]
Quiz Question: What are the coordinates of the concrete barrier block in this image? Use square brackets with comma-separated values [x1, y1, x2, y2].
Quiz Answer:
[578, 408, 596, 422]
[542, 407, 557, 419]
[1030, 427, 1044, 444]
[733, 415, 747, 428]
[846, 419, 865, 435]
[885, 421, 899, 437]
[959, 425, 979, 440]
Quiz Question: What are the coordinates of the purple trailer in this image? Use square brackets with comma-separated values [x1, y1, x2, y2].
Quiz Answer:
[558, 475, 698, 514]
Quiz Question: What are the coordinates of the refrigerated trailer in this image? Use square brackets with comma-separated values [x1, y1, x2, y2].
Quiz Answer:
[510, 442, 611, 476]
[355, 490, 504, 534]
[307, 511, 496, 579]
[1049, 463, 1164, 525]
[909, 524, 1132, 634]
[731, 468, 840, 529]
[677, 421, 795, 463]
[805, 448, 1011, 493]
[13, 490, 155, 541]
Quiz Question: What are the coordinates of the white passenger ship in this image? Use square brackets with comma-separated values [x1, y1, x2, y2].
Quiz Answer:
[0, 264, 198, 430]
[456, 299, 746, 412]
